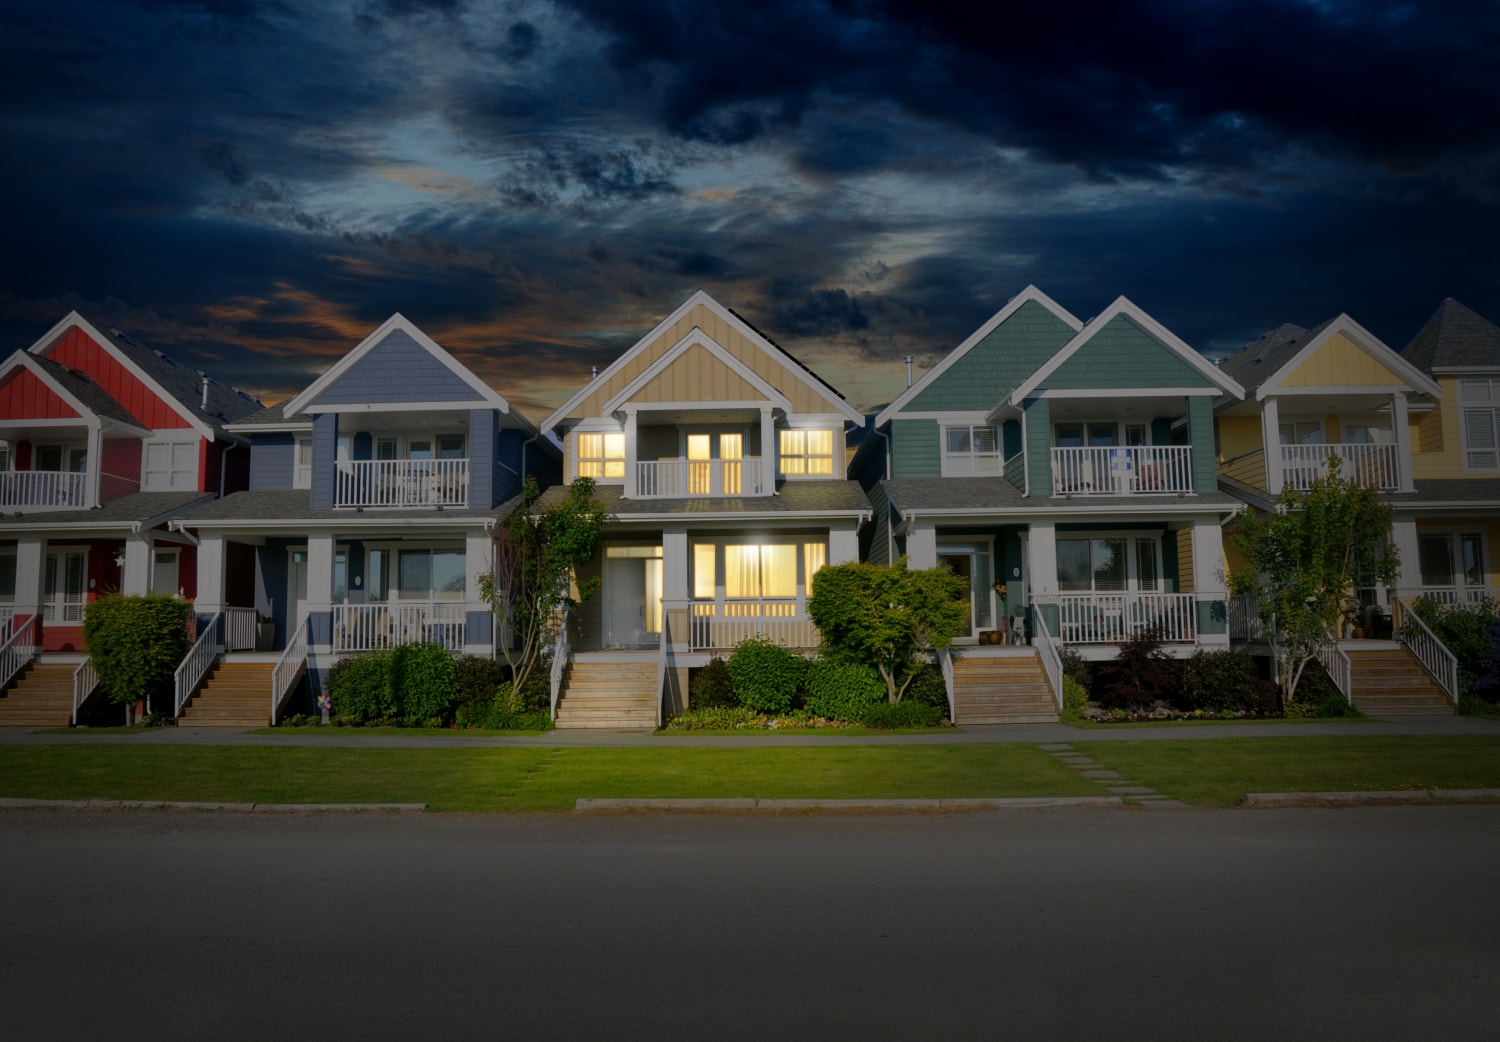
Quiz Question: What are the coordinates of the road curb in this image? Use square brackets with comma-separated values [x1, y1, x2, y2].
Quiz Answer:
[0, 797, 428, 813]
[575, 796, 1122, 812]
[1243, 789, 1500, 808]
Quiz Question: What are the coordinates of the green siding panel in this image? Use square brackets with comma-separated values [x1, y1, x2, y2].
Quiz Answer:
[907, 300, 1077, 411]
[1039, 314, 1213, 390]
[891, 419, 942, 478]
[1187, 396, 1217, 492]
[1023, 398, 1051, 497]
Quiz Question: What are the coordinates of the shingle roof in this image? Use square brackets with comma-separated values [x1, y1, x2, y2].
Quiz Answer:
[0, 490, 213, 531]
[97, 326, 264, 433]
[536, 481, 871, 518]
[224, 400, 306, 428]
[29, 357, 143, 428]
[1402, 298, 1500, 372]
[1217, 321, 1328, 393]
[177, 489, 518, 524]
[884, 477, 1241, 514]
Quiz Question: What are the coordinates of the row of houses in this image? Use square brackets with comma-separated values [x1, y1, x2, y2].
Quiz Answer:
[1, 289, 1496, 727]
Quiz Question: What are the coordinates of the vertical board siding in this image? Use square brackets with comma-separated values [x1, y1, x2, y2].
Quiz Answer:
[890, 419, 941, 478]
[625, 344, 766, 404]
[907, 299, 1079, 411]
[1038, 315, 1212, 391]
[1024, 399, 1052, 497]
[310, 414, 337, 510]
[44, 326, 190, 429]
[1176, 532, 1194, 593]
[250, 433, 296, 491]
[308, 329, 485, 406]
[0, 368, 80, 419]
[1186, 397, 1217, 492]
[100, 438, 142, 502]
[1280, 332, 1404, 388]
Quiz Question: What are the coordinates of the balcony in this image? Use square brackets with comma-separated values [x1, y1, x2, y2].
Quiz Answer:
[689, 598, 817, 650]
[334, 459, 469, 509]
[1034, 592, 1199, 644]
[1050, 446, 1193, 496]
[636, 458, 767, 498]
[1279, 443, 1398, 491]
[0, 471, 88, 509]
[332, 602, 467, 652]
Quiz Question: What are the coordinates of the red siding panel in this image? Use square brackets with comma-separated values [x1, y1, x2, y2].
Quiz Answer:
[0, 369, 80, 420]
[100, 438, 142, 503]
[44, 327, 190, 429]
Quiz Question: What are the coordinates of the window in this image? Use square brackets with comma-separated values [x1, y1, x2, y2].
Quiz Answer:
[0, 552, 15, 602]
[294, 438, 314, 489]
[1278, 421, 1324, 445]
[437, 435, 465, 459]
[692, 542, 826, 601]
[1342, 421, 1392, 445]
[366, 547, 464, 602]
[0, 443, 10, 471]
[143, 440, 196, 490]
[1418, 532, 1485, 589]
[804, 542, 827, 592]
[34, 445, 87, 472]
[151, 548, 179, 595]
[1461, 379, 1500, 470]
[780, 429, 835, 475]
[1055, 423, 1119, 448]
[577, 432, 625, 479]
[1125, 424, 1148, 447]
[1057, 536, 1160, 592]
[43, 550, 86, 623]
[942, 426, 1001, 475]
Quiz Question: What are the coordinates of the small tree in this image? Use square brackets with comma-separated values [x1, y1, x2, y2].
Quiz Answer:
[82, 593, 192, 723]
[479, 476, 606, 695]
[1229, 457, 1397, 702]
[806, 557, 968, 703]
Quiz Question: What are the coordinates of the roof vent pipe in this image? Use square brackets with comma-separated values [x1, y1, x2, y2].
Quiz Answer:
[590, 365, 600, 379]
[904, 355, 914, 388]
[201, 376, 211, 409]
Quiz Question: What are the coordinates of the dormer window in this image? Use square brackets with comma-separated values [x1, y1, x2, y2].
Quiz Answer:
[577, 432, 625, 479]
[779, 429, 834, 475]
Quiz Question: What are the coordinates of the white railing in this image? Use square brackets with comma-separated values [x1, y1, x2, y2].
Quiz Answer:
[654, 627, 668, 730]
[1317, 627, 1353, 704]
[1400, 586, 1500, 609]
[72, 658, 99, 726]
[1036, 592, 1198, 644]
[549, 607, 570, 721]
[1280, 443, 1398, 491]
[334, 458, 469, 508]
[1229, 595, 1271, 641]
[1051, 445, 1193, 496]
[689, 598, 818, 650]
[635, 457, 767, 498]
[0, 608, 14, 645]
[223, 606, 257, 652]
[1394, 599, 1460, 705]
[174, 613, 223, 718]
[937, 646, 956, 722]
[0, 615, 40, 693]
[1031, 609, 1065, 711]
[332, 603, 466, 652]
[270, 614, 310, 726]
[0, 470, 89, 509]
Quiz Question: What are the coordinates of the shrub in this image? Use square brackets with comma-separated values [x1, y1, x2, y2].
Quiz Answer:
[328, 650, 395, 723]
[1282, 662, 1361, 717]
[803, 659, 887, 721]
[454, 656, 509, 709]
[861, 700, 945, 728]
[82, 594, 192, 718]
[1060, 675, 1090, 724]
[689, 658, 738, 709]
[904, 662, 948, 710]
[454, 701, 553, 730]
[1059, 646, 1093, 693]
[1179, 649, 1259, 712]
[663, 705, 763, 730]
[1410, 597, 1499, 699]
[1091, 629, 1184, 708]
[727, 637, 807, 715]
[391, 642, 458, 724]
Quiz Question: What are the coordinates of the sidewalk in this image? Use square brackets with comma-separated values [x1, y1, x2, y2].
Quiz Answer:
[2, 715, 1497, 749]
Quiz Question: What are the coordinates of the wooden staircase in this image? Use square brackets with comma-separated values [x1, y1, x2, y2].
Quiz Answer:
[555, 658, 660, 730]
[951, 651, 1059, 724]
[0, 661, 75, 727]
[1346, 646, 1456, 716]
[177, 660, 276, 728]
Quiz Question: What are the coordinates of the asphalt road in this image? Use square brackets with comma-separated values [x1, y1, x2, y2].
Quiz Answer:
[2, 806, 1497, 1041]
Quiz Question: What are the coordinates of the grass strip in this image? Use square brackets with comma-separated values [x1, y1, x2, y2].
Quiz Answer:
[0, 744, 1096, 813]
[1084, 735, 1500, 806]
[245, 726, 552, 737]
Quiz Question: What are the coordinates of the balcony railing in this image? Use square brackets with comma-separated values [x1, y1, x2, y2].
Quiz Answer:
[1280, 443, 1398, 490]
[1050, 446, 1193, 496]
[689, 598, 817, 650]
[0, 470, 88, 509]
[636, 458, 767, 498]
[332, 602, 467, 652]
[1035, 592, 1199, 644]
[334, 459, 469, 508]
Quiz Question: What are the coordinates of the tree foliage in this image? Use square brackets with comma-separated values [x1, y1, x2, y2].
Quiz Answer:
[82, 594, 192, 719]
[479, 477, 606, 695]
[1229, 458, 1397, 702]
[806, 557, 968, 703]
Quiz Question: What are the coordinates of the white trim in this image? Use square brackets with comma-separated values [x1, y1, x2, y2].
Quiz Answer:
[1260, 384, 1422, 398]
[305, 399, 493, 414]
[0, 350, 147, 435]
[1010, 297, 1246, 405]
[886, 410, 993, 423]
[604, 328, 793, 415]
[1029, 386, 1223, 399]
[875, 286, 1084, 426]
[620, 400, 779, 414]
[1256, 314, 1442, 399]
[26, 313, 217, 439]
[1432, 366, 1500, 375]
[222, 420, 314, 434]
[543, 290, 865, 431]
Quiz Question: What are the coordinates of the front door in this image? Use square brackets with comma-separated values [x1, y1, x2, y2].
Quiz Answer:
[938, 552, 975, 639]
[604, 547, 663, 647]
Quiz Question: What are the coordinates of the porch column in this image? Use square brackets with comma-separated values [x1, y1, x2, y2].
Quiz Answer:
[196, 533, 225, 616]
[1027, 522, 1058, 638]
[1391, 393, 1414, 492]
[662, 526, 690, 709]
[464, 529, 494, 655]
[1390, 516, 1421, 600]
[1260, 397, 1282, 493]
[623, 411, 638, 499]
[13, 535, 45, 617]
[86, 424, 104, 508]
[761, 407, 777, 493]
[305, 532, 334, 647]
[906, 519, 937, 569]
[828, 522, 859, 565]
[121, 534, 153, 596]
[1190, 518, 1229, 645]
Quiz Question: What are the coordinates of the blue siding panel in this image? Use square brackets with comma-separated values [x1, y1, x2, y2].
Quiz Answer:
[310, 329, 485, 406]
[496, 426, 527, 502]
[249, 433, 294, 491]
[468, 409, 496, 509]
[310, 414, 337, 510]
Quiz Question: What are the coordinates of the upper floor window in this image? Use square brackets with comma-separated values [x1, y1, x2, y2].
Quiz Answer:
[1056, 423, 1149, 449]
[943, 425, 1002, 475]
[577, 432, 625, 479]
[294, 438, 314, 489]
[779, 429, 834, 475]
[0, 442, 10, 471]
[1279, 421, 1324, 445]
[142, 440, 196, 491]
[1460, 379, 1500, 470]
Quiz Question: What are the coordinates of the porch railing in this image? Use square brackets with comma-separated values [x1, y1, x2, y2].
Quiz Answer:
[174, 613, 223, 718]
[635, 458, 767, 498]
[1399, 586, 1499, 609]
[1393, 599, 1460, 705]
[1228, 595, 1271, 641]
[224, 606, 257, 652]
[334, 458, 469, 508]
[270, 614, 310, 726]
[0, 615, 40, 693]
[689, 598, 818, 650]
[0, 470, 89, 509]
[332, 603, 466, 652]
[0, 608, 14, 645]
[937, 646, 956, 722]
[1050, 445, 1193, 496]
[549, 607, 570, 722]
[1036, 592, 1198, 644]
[71, 658, 99, 725]
[1316, 627, 1353, 705]
[1280, 443, 1398, 491]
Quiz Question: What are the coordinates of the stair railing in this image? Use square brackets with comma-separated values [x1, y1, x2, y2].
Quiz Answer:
[72, 658, 99, 725]
[1031, 609, 1065, 712]
[1317, 627, 1354, 705]
[937, 646, 956, 723]
[270, 614, 310, 726]
[0, 615, 40, 693]
[548, 607, 570, 722]
[655, 628, 669, 729]
[174, 613, 223, 719]
[1393, 598, 1460, 705]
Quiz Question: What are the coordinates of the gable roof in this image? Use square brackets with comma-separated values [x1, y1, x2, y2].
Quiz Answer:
[875, 285, 1084, 426]
[1009, 296, 1245, 404]
[601, 329, 793, 414]
[542, 290, 865, 431]
[1217, 322, 1316, 392]
[1403, 298, 1500, 372]
[0, 350, 149, 432]
[1220, 313, 1439, 399]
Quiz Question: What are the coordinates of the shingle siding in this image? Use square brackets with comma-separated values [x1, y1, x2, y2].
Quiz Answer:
[309, 330, 484, 406]
[1187, 396, 1217, 493]
[250, 433, 295, 491]
[310, 413, 337, 510]
[469, 409, 496, 509]
[891, 419, 941, 478]
[1040, 315, 1213, 390]
[906, 300, 1077, 410]
[1024, 398, 1051, 497]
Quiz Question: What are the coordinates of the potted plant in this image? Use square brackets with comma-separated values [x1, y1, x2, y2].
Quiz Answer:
[256, 612, 277, 651]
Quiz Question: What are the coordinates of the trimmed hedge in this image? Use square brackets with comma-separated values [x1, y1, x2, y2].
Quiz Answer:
[862, 701, 945, 728]
[803, 659, 886, 721]
[327, 643, 459, 725]
[690, 658, 738, 709]
[727, 637, 807, 715]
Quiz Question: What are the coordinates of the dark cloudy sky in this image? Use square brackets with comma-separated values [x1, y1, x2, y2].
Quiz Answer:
[3, 0, 1498, 418]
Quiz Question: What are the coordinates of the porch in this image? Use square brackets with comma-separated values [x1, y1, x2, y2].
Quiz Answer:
[1279, 442, 1399, 491]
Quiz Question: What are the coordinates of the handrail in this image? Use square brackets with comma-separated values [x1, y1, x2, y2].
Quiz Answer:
[549, 606, 570, 721]
[270, 613, 310, 725]
[173, 613, 223, 719]
[72, 658, 99, 726]
[654, 628, 669, 729]
[937, 646, 956, 723]
[1031, 608, 1065, 711]
[1317, 626, 1353, 704]
[0, 615, 40, 693]
[1394, 598, 1460, 705]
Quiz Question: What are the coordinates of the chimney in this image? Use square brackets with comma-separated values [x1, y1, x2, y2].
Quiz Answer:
[904, 356, 914, 388]
[201, 376, 210, 409]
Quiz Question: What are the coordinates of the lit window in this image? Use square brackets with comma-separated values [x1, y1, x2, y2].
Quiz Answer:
[693, 544, 716, 599]
[942, 425, 1002, 475]
[725, 544, 796, 598]
[577, 432, 625, 479]
[804, 543, 827, 592]
[779, 429, 834, 475]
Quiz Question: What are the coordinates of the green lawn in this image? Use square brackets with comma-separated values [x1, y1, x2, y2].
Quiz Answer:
[1084, 735, 1500, 806]
[0, 744, 1097, 813]
[246, 726, 553, 737]
[1066, 716, 1374, 730]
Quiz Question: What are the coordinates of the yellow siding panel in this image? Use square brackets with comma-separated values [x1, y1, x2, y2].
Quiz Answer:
[1221, 447, 1266, 489]
[1218, 415, 1261, 460]
[1176, 534, 1194, 594]
[1411, 376, 1490, 480]
[1280, 332, 1405, 388]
